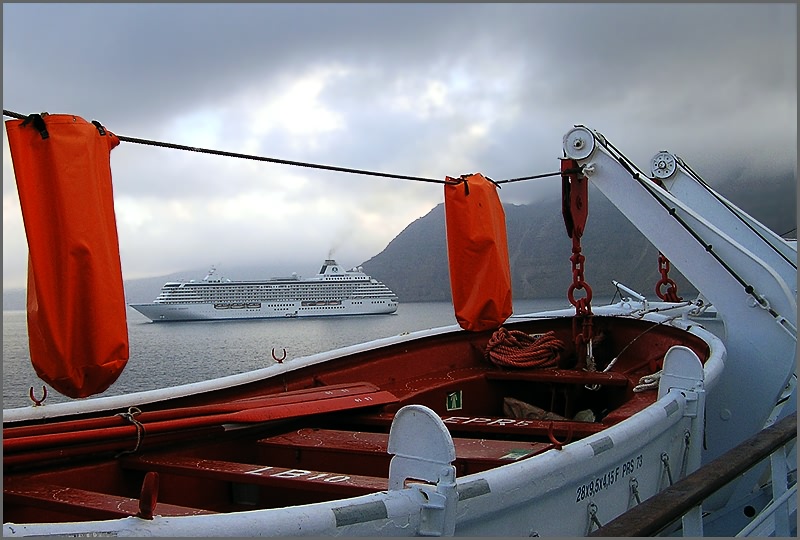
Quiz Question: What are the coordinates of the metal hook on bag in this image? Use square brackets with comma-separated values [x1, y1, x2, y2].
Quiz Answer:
[271, 348, 286, 364]
[29, 385, 47, 406]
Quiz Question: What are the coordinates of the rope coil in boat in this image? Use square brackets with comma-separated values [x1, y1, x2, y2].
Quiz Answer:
[633, 370, 662, 392]
[484, 328, 564, 369]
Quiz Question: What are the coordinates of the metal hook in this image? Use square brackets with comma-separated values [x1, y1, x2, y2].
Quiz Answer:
[271, 348, 286, 364]
[29, 385, 47, 406]
[547, 421, 573, 450]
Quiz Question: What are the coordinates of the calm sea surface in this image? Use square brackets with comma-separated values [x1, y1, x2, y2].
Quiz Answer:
[3, 299, 570, 410]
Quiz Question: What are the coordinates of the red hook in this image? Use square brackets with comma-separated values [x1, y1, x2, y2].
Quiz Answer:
[271, 348, 287, 364]
[29, 385, 47, 406]
[547, 421, 573, 450]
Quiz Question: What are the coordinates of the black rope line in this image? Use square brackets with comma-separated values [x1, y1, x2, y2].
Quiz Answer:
[118, 133, 453, 184]
[603, 130, 795, 271]
[677, 157, 797, 269]
[3, 109, 23, 120]
[596, 137, 784, 320]
[495, 170, 565, 184]
[4, 108, 562, 186]
[3, 109, 448, 184]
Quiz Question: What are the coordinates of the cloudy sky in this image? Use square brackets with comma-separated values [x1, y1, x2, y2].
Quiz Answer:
[3, 3, 796, 290]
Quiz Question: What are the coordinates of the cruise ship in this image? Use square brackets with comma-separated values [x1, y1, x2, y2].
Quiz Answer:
[128, 260, 399, 322]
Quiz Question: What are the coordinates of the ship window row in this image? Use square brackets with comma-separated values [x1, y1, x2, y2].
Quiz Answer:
[176, 280, 375, 289]
[162, 291, 372, 297]
[161, 289, 393, 297]
[158, 296, 396, 304]
[157, 287, 395, 303]
[155, 297, 396, 306]
[165, 286, 389, 295]
[163, 291, 382, 297]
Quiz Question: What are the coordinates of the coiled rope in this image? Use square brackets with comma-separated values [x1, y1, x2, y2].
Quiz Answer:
[484, 328, 565, 369]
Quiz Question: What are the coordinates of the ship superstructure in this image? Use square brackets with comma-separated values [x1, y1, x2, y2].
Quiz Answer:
[129, 260, 398, 321]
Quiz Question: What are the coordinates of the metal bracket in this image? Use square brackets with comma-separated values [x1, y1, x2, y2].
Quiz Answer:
[415, 470, 457, 537]
[388, 405, 458, 536]
[658, 346, 707, 489]
[657, 346, 705, 401]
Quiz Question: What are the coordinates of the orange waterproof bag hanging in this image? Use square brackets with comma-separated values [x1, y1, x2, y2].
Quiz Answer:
[444, 173, 512, 332]
[6, 113, 129, 398]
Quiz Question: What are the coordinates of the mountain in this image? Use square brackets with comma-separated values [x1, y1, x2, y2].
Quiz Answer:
[360, 192, 692, 303]
[360, 173, 796, 303]
[4, 176, 795, 309]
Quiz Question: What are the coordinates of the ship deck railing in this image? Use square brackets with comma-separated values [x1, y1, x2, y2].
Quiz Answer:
[589, 411, 797, 537]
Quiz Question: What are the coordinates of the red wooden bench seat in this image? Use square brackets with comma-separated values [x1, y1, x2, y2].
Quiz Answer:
[348, 411, 607, 439]
[256, 428, 551, 476]
[120, 454, 387, 498]
[3, 480, 214, 520]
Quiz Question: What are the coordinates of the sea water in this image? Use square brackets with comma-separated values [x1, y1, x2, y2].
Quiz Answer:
[3, 299, 570, 410]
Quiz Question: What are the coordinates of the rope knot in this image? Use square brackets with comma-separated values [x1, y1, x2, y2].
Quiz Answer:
[115, 406, 145, 456]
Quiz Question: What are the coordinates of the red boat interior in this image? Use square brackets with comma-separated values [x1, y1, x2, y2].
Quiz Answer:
[3, 316, 710, 524]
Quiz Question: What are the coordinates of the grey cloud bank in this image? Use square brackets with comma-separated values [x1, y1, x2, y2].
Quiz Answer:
[3, 3, 796, 289]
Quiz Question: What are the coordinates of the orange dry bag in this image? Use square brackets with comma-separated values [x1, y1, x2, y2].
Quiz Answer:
[6, 113, 129, 398]
[444, 173, 513, 332]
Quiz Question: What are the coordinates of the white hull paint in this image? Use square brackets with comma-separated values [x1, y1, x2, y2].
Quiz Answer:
[129, 297, 398, 321]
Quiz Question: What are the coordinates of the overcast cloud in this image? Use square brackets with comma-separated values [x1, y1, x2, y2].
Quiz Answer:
[3, 3, 796, 290]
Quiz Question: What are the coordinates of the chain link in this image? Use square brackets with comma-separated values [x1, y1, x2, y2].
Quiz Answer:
[656, 253, 682, 301]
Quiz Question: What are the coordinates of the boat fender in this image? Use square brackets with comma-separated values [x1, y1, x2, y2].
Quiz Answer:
[6, 113, 129, 398]
[444, 173, 513, 332]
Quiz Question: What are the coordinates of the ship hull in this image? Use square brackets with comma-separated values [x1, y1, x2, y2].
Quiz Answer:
[129, 298, 398, 322]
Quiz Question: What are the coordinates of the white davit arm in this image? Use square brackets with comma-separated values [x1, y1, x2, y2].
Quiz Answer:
[562, 125, 796, 335]
[561, 125, 796, 463]
[649, 149, 796, 289]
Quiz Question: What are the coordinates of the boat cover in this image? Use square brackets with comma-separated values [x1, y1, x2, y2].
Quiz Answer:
[6, 114, 129, 398]
[444, 173, 512, 331]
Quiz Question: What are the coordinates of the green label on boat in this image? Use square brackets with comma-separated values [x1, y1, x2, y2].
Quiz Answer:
[446, 390, 463, 411]
[500, 450, 534, 460]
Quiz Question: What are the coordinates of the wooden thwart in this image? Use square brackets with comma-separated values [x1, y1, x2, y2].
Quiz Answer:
[3, 481, 214, 520]
[351, 411, 607, 439]
[121, 454, 388, 497]
[257, 428, 550, 475]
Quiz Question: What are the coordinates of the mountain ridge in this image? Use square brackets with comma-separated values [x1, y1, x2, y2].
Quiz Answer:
[3, 176, 795, 310]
